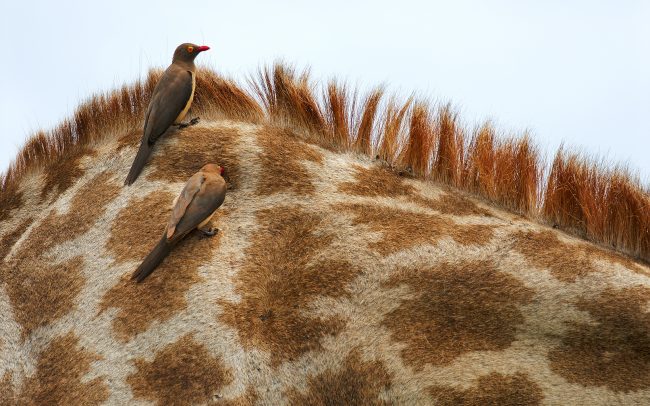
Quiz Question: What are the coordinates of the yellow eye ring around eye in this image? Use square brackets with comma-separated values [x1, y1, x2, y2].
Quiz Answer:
[187, 46, 194, 53]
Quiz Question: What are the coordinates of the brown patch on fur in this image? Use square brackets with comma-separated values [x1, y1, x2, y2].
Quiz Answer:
[0, 189, 22, 224]
[40, 146, 95, 199]
[512, 230, 644, 282]
[148, 126, 242, 188]
[513, 230, 595, 282]
[100, 236, 212, 340]
[338, 165, 415, 197]
[287, 350, 392, 405]
[0, 257, 85, 338]
[128, 334, 232, 405]
[255, 126, 324, 196]
[341, 204, 495, 255]
[0, 217, 32, 261]
[16, 172, 120, 258]
[584, 245, 648, 276]
[105, 190, 176, 263]
[339, 165, 490, 217]
[382, 261, 534, 368]
[0, 173, 118, 339]
[0, 372, 16, 406]
[219, 206, 358, 366]
[13, 333, 108, 405]
[549, 287, 650, 392]
[429, 372, 543, 405]
[116, 129, 141, 151]
[412, 192, 492, 217]
[456, 225, 496, 246]
[102, 192, 226, 341]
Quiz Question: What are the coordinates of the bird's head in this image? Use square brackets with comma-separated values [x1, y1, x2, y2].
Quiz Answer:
[201, 163, 225, 176]
[173, 43, 210, 63]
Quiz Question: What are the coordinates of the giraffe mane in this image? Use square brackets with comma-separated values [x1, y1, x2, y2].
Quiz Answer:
[1, 62, 648, 263]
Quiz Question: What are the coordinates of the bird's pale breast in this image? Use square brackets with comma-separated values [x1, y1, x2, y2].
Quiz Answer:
[174, 71, 196, 124]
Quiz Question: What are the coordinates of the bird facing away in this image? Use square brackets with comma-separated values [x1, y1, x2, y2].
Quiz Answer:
[124, 43, 210, 185]
[131, 164, 227, 282]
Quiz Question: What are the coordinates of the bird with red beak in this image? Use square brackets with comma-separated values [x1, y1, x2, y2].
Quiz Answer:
[125, 43, 210, 185]
[131, 163, 227, 282]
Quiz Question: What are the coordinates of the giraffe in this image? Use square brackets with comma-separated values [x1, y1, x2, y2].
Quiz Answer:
[1, 64, 649, 405]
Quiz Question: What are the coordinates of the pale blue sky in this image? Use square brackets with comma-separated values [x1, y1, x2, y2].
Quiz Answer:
[1, 1, 648, 182]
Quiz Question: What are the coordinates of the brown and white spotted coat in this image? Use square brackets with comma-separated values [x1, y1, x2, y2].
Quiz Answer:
[1, 121, 649, 405]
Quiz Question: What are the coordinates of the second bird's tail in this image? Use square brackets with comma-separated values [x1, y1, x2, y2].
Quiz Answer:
[124, 141, 153, 186]
[131, 236, 173, 282]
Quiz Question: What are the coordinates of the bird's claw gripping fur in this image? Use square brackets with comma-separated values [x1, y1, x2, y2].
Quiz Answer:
[200, 227, 219, 237]
[177, 117, 200, 129]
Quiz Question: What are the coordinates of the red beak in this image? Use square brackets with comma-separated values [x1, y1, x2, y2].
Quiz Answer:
[197, 45, 210, 52]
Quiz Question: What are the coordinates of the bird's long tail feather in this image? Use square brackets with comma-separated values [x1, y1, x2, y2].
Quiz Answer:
[131, 236, 173, 282]
[124, 141, 153, 185]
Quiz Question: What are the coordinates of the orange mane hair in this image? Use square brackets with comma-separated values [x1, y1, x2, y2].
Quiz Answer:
[1, 63, 648, 262]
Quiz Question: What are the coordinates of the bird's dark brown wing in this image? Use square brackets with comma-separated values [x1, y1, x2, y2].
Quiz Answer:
[167, 174, 227, 242]
[144, 65, 193, 144]
[124, 66, 194, 185]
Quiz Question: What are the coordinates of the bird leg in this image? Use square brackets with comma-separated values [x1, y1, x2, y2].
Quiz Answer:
[196, 226, 219, 238]
[177, 117, 200, 129]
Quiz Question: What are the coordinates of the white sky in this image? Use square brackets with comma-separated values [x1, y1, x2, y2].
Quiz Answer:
[1, 0, 648, 182]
